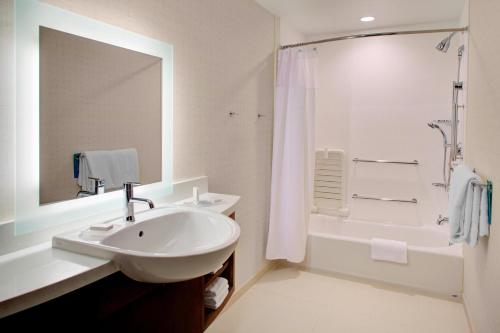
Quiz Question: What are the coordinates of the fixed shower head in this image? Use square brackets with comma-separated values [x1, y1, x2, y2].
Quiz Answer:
[427, 122, 436, 129]
[435, 32, 457, 53]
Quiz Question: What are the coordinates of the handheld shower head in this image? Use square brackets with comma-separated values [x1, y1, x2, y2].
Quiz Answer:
[458, 45, 465, 57]
[436, 32, 457, 53]
[428, 122, 448, 145]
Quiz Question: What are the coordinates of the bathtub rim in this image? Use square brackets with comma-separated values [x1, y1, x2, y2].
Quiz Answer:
[308, 215, 463, 258]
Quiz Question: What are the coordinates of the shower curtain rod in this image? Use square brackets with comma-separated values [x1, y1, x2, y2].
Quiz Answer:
[280, 27, 468, 49]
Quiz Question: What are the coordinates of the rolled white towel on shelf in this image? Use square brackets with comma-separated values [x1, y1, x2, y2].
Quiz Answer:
[371, 238, 408, 264]
[204, 287, 229, 310]
[205, 281, 228, 299]
[204, 277, 229, 298]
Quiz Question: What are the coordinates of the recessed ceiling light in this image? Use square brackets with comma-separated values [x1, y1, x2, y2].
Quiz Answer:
[360, 16, 375, 22]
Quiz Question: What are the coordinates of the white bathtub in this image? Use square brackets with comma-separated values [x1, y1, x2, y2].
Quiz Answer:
[304, 214, 463, 296]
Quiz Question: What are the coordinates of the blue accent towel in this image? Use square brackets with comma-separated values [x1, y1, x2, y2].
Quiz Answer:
[479, 185, 489, 238]
[73, 153, 81, 178]
[487, 181, 493, 225]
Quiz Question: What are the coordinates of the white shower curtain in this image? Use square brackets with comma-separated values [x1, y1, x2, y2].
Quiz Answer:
[266, 48, 317, 263]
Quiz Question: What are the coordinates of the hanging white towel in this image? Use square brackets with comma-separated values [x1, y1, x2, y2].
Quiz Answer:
[479, 187, 490, 237]
[204, 287, 228, 305]
[448, 165, 481, 245]
[371, 238, 408, 264]
[78, 148, 140, 191]
[466, 185, 482, 247]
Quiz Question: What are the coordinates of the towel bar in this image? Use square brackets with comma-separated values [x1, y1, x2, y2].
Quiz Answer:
[471, 180, 488, 188]
[353, 158, 419, 165]
[352, 194, 418, 204]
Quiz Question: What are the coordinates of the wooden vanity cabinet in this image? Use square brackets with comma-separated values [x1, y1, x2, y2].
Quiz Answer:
[1, 212, 236, 333]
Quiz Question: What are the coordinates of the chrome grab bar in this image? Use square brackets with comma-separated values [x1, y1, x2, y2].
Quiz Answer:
[352, 194, 418, 204]
[352, 158, 419, 165]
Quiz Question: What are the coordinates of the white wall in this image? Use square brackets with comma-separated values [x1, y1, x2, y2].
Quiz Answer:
[0, 0, 276, 288]
[463, 0, 500, 332]
[279, 19, 304, 46]
[314, 33, 460, 225]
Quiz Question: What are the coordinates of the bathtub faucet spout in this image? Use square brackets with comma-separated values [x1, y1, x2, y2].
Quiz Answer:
[436, 215, 449, 225]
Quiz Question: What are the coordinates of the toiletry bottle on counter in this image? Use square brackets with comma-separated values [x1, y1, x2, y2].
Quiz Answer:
[193, 186, 200, 205]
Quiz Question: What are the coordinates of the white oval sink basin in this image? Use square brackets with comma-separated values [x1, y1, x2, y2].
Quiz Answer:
[53, 206, 240, 283]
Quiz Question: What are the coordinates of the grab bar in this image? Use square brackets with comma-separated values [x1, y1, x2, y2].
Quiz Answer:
[352, 194, 418, 204]
[353, 158, 419, 165]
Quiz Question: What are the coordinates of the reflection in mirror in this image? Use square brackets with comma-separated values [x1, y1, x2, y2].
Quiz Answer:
[39, 27, 162, 205]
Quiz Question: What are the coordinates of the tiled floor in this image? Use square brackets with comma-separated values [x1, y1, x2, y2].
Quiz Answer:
[206, 267, 471, 333]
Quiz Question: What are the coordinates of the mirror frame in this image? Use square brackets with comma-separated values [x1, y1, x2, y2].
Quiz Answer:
[15, 0, 173, 234]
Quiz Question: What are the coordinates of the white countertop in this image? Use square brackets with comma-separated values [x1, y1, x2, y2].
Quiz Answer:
[0, 193, 239, 318]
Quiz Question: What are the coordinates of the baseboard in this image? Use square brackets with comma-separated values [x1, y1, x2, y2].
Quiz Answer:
[224, 260, 277, 310]
[462, 294, 477, 333]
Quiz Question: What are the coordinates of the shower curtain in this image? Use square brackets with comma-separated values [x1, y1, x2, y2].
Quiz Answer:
[266, 48, 317, 263]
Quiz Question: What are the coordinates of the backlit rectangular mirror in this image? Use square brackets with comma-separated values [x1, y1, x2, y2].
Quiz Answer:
[39, 27, 162, 205]
[15, 0, 173, 234]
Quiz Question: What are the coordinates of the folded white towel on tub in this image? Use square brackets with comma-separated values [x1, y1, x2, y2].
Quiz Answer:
[371, 238, 408, 264]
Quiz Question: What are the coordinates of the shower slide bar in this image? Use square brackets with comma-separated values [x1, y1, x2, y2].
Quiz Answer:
[352, 194, 418, 204]
[353, 158, 419, 165]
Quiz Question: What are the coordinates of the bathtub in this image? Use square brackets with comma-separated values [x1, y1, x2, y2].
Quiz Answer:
[303, 214, 463, 296]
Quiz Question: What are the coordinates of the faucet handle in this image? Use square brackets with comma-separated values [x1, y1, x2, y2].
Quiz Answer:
[436, 214, 449, 225]
[89, 177, 105, 195]
[89, 177, 105, 185]
[124, 181, 141, 187]
[124, 181, 141, 194]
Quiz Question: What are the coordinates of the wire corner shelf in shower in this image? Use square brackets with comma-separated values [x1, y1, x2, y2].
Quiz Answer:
[352, 158, 419, 165]
[352, 194, 418, 204]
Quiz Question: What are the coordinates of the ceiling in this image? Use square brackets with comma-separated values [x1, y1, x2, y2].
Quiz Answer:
[255, 0, 466, 36]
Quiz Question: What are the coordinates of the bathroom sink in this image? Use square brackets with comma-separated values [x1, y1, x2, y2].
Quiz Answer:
[53, 207, 240, 283]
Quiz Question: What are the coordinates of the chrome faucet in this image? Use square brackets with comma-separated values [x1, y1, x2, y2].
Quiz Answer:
[436, 214, 449, 225]
[124, 182, 155, 222]
[76, 177, 105, 198]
